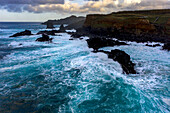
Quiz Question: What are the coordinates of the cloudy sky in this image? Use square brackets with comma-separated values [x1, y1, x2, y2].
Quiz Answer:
[0, 0, 169, 22]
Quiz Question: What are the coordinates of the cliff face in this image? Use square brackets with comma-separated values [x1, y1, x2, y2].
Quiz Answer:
[166, 19, 170, 35]
[83, 9, 170, 35]
[84, 15, 156, 35]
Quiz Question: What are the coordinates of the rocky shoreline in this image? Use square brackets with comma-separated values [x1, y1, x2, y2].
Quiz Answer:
[98, 49, 136, 74]
[9, 28, 138, 74]
[9, 20, 170, 74]
[9, 9, 170, 74]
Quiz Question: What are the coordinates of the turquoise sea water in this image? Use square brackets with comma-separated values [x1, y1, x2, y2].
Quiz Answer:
[0, 22, 169, 113]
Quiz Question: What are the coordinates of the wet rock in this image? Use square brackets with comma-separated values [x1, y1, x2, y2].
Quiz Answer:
[58, 24, 66, 32]
[145, 43, 161, 47]
[37, 30, 65, 35]
[37, 30, 56, 35]
[86, 38, 128, 51]
[37, 27, 67, 35]
[152, 44, 161, 47]
[162, 42, 170, 51]
[70, 27, 86, 38]
[36, 34, 53, 42]
[71, 33, 84, 38]
[10, 30, 32, 37]
[99, 49, 136, 74]
[18, 43, 23, 46]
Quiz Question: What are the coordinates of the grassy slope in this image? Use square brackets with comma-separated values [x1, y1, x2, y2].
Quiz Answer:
[84, 9, 170, 35]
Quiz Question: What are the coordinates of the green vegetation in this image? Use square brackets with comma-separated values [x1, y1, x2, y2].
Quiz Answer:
[84, 9, 170, 35]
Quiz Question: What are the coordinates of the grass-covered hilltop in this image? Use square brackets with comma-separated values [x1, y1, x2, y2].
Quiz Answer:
[43, 9, 170, 35]
[84, 9, 170, 36]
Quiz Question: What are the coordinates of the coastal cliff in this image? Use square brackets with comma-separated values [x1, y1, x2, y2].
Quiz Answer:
[83, 9, 170, 36]
[84, 15, 157, 35]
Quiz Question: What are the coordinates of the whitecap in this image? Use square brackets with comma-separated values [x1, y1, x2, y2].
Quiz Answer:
[162, 98, 170, 106]
[66, 29, 76, 32]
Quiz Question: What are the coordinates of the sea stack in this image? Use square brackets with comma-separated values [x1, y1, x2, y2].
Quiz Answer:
[59, 24, 66, 32]
[36, 34, 53, 42]
[10, 30, 32, 37]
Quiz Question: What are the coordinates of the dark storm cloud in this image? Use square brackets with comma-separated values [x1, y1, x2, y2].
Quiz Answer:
[0, 0, 170, 14]
[0, 0, 65, 12]
[0, 0, 64, 5]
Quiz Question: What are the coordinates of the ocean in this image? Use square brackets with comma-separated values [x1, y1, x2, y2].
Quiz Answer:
[0, 22, 169, 113]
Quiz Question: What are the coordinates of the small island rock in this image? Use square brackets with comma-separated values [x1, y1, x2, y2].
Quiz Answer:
[36, 34, 53, 42]
[99, 49, 136, 74]
[10, 30, 32, 37]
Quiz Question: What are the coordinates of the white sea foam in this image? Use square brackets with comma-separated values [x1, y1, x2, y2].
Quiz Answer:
[0, 64, 28, 72]
[8, 41, 44, 48]
[66, 29, 76, 32]
[162, 98, 170, 106]
[0, 27, 169, 112]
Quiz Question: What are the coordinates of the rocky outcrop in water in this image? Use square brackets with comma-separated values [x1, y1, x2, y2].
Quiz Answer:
[85, 38, 136, 74]
[10, 30, 32, 37]
[99, 49, 136, 74]
[71, 31, 84, 38]
[59, 24, 66, 32]
[145, 44, 161, 47]
[37, 24, 66, 35]
[37, 30, 56, 35]
[109, 49, 136, 74]
[36, 34, 53, 42]
[86, 38, 127, 51]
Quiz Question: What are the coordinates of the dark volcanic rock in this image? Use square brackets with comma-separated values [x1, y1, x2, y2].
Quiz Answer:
[145, 43, 161, 47]
[10, 30, 32, 37]
[37, 24, 66, 35]
[46, 22, 55, 29]
[72, 27, 170, 44]
[99, 49, 136, 74]
[37, 30, 56, 35]
[59, 24, 66, 32]
[86, 38, 128, 51]
[71, 33, 84, 38]
[108, 49, 136, 74]
[36, 34, 53, 42]
[162, 42, 170, 51]
[37, 30, 66, 35]
[71, 27, 87, 38]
